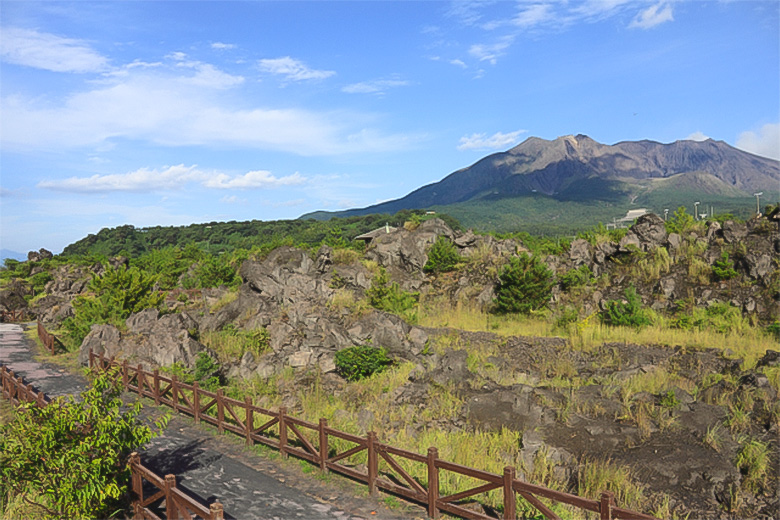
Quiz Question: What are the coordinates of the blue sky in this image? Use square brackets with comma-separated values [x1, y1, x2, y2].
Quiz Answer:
[1, 0, 778, 254]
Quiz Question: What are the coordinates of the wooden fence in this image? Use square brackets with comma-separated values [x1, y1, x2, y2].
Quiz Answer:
[0, 309, 28, 323]
[0, 362, 224, 520]
[89, 349, 659, 520]
[37, 320, 58, 355]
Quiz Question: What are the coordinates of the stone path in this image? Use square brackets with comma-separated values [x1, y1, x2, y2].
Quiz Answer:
[0, 323, 425, 520]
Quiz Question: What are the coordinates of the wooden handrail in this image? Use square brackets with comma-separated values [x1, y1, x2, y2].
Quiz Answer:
[89, 349, 660, 520]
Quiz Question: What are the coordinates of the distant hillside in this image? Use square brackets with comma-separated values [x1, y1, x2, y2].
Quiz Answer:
[1, 249, 27, 264]
[61, 210, 460, 258]
[303, 135, 779, 232]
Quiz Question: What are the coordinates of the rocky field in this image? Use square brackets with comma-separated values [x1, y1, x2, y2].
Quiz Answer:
[3, 213, 779, 519]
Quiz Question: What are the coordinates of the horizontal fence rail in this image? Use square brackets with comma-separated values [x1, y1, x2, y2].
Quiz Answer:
[90, 349, 659, 520]
[0, 309, 28, 323]
[37, 320, 58, 355]
[0, 361, 224, 520]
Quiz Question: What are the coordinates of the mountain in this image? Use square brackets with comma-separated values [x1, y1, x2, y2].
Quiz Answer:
[303, 135, 779, 231]
[1, 249, 27, 263]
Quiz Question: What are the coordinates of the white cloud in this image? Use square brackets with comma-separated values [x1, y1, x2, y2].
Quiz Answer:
[457, 130, 527, 151]
[0, 65, 416, 154]
[342, 77, 411, 94]
[0, 27, 108, 73]
[685, 131, 709, 142]
[629, 2, 674, 29]
[736, 123, 780, 160]
[468, 36, 514, 65]
[38, 165, 308, 193]
[258, 56, 335, 81]
[204, 170, 306, 189]
[211, 42, 236, 50]
[449, 59, 468, 68]
[511, 3, 556, 28]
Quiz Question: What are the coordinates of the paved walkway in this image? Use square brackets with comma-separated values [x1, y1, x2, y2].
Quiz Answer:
[0, 323, 424, 520]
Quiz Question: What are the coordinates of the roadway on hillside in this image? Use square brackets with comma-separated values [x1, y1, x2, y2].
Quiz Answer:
[0, 323, 423, 520]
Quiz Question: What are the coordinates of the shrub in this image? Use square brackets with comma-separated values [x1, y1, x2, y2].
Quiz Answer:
[335, 345, 393, 381]
[600, 285, 651, 329]
[424, 236, 461, 274]
[193, 352, 223, 391]
[0, 369, 165, 518]
[665, 206, 697, 235]
[736, 438, 770, 492]
[712, 251, 738, 281]
[559, 265, 593, 291]
[493, 253, 555, 315]
[62, 266, 165, 349]
[366, 267, 418, 317]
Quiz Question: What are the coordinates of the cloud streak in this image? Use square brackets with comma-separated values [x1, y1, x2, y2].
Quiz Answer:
[38, 165, 307, 193]
[736, 123, 780, 160]
[629, 2, 674, 29]
[342, 77, 410, 94]
[258, 56, 335, 81]
[457, 130, 527, 151]
[0, 27, 108, 73]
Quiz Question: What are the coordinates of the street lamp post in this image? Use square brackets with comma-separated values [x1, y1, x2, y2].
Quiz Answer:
[754, 192, 763, 216]
[694, 201, 700, 220]
[664, 208, 669, 221]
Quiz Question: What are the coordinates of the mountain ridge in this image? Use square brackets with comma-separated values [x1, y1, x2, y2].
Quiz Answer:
[303, 135, 779, 223]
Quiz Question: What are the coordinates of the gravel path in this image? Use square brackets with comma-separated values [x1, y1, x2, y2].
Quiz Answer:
[0, 323, 424, 520]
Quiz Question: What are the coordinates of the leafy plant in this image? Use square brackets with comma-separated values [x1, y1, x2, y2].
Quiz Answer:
[493, 253, 555, 315]
[559, 265, 594, 291]
[424, 236, 461, 274]
[0, 369, 165, 518]
[712, 251, 738, 281]
[736, 438, 770, 492]
[365, 267, 418, 317]
[61, 266, 165, 350]
[193, 352, 223, 391]
[665, 206, 696, 235]
[334, 345, 393, 381]
[600, 285, 651, 329]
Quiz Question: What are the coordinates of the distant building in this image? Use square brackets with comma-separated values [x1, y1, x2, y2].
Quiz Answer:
[354, 223, 397, 245]
[608, 208, 649, 229]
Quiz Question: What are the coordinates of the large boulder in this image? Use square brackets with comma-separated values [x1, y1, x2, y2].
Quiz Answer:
[620, 213, 667, 252]
[78, 310, 211, 369]
[365, 218, 455, 274]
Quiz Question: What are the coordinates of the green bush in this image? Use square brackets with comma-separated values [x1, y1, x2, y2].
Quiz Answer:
[181, 255, 239, 289]
[559, 265, 594, 291]
[0, 369, 165, 518]
[424, 236, 461, 274]
[600, 285, 651, 329]
[712, 251, 738, 281]
[671, 303, 746, 334]
[193, 352, 223, 391]
[665, 207, 697, 235]
[334, 345, 393, 381]
[61, 266, 165, 350]
[366, 267, 418, 317]
[493, 253, 555, 315]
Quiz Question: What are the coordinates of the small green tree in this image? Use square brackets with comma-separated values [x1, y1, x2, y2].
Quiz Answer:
[493, 253, 555, 315]
[335, 345, 393, 381]
[665, 206, 696, 235]
[600, 285, 651, 328]
[424, 236, 461, 274]
[0, 369, 165, 518]
[62, 266, 165, 349]
[365, 267, 418, 316]
[712, 251, 738, 281]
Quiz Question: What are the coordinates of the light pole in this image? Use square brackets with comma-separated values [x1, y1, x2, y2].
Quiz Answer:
[664, 208, 669, 221]
[694, 201, 700, 220]
[754, 192, 763, 216]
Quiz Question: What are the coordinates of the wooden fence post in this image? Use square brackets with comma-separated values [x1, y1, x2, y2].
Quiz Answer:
[172, 375, 179, 412]
[244, 396, 253, 446]
[129, 452, 142, 506]
[503, 466, 517, 520]
[153, 369, 160, 405]
[165, 474, 177, 519]
[137, 364, 144, 396]
[209, 500, 224, 520]
[25, 383, 34, 403]
[88, 349, 94, 369]
[319, 418, 329, 473]
[193, 382, 201, 423]
[122, 360, 129, 389]
[368, 431, 378, 496]
[600, 491, 615, 520]
[279, 406, 288, 459]
[217, 389, 225, 434]
[427, 447, 439, 519]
